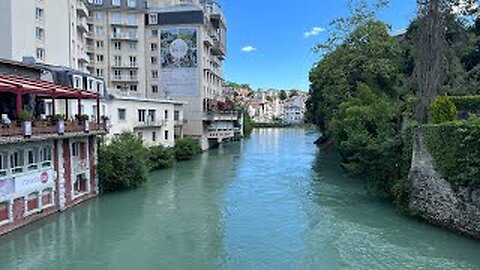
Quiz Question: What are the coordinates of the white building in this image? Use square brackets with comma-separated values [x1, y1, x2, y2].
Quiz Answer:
[282, 95, 307, 125]
[0, 0, 90, 72]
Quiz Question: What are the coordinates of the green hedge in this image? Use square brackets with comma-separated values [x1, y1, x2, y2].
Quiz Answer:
[174, 138, 202, 161]
[425, 121, 480, 186]
[432, 96, 457, 124]
[148, 145, 176, 170]
[451, 96, 480, 114]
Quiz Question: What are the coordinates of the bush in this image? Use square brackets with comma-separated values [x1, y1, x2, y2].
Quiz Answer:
[243, 112, 254, 136]
[451, 95, 480, 115]
[431, 96, 457, 124]
[174, 138, 201, 161]
[98, 132, 149, 192]
[18, 110, 32, 121]
[148, 145, 176, 170]
[425, 121, 480, 186]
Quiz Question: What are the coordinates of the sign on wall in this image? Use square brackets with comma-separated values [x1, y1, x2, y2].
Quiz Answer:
[160, 28, 198, 97]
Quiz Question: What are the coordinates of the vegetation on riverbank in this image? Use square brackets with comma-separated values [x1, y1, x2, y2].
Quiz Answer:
[306, 0, 480, 210]
[98, 134, 202, 193]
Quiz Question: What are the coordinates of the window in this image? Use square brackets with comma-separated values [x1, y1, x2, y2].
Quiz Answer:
[111, 12, 122, 24]
[72, 142, 80, 157]
[129, 85, 137, 91]
[112, 0, 121, 6]
[148, 110, 156, 122]
[151, 57, 157, 65]
[96, 68, 104, 77]
[10, 151, 24, 175]
[35, 7, 44, 21]
[129, 56, 137, 67]
[0, 153, 6, 177]
[114, 42, 122, 50]
[36, 48, 45, 60]
[164, 110, 169, 120]
[96, 54, 104, 62]
[127, 0, 137, 8]
[151, 43, 158, 52]
[94, 0, 103, 5]
[36, 27, 44, 41]
[114, 55, 122, 66]
[152, 70, 158, 79]
[128, 42, 137, 50]
[95, 26, 104, 35]
[138, 109, 146, 122]
[42, 189, 53, 207]
[27, 149, 38, 171]
[118, 108, 126, 120]
[74, 174, 88, 195]
[152, 85, 158, 93]
[96, 40, 104, 48]
[174, 111, 180, 121]
[164, 130, 169, 140]
[0, 202, 9, 222]
[127, 14, 136, 25]
[129, 70, 137, 80]
[149, 14, 158, 25]
[95, 11, 104, 21]
[27, 192, 39, 212]
[114, 70, 122, 80]
[151, 29, 158, 37]
[39, 146, 52, 168]
[152, 132, 156, 142]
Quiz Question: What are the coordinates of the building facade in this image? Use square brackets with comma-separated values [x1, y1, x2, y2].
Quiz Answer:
[0, 0, 90, 72]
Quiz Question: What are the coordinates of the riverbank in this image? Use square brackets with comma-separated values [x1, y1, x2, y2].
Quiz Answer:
[1, 128, 480, 269]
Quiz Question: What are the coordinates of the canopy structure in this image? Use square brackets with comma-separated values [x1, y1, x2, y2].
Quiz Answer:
[0, 74, 100, 121]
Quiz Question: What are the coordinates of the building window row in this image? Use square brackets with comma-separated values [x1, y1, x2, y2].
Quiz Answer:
[0, 146, 52, 178]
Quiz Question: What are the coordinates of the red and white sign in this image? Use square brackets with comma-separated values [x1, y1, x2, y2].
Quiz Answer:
[14, 170, 54, 194]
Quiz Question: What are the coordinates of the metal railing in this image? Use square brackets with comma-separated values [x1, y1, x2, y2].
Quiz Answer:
[0, 122, 103, 138]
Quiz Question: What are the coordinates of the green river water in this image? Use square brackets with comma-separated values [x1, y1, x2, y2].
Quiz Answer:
[0, 128, 479, 270]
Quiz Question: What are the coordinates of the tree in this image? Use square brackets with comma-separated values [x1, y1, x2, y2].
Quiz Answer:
[98, 132, 149, 192]
[279, 90, 288, 100]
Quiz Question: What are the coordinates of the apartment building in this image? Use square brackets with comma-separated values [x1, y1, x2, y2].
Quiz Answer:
[85, 0, 233, 149]
[0, 0, 90, 72]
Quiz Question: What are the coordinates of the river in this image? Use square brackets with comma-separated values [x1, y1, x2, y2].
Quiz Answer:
[0, 128, 479, 270]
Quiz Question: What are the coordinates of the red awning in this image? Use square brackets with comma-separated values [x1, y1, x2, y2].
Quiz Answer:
[0, 74, 98, 99]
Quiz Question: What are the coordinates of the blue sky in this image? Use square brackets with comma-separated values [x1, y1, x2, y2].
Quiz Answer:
[216, 0, 417, 91]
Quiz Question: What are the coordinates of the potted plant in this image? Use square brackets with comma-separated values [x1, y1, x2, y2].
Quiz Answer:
[18, 110, 32, 137]
[101, 115, 110, 131]
[53, 114, 66, 135]
[80, 114, 90, 133]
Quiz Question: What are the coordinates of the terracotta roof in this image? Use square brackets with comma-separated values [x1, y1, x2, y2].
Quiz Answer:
[0, 74, 98, 99]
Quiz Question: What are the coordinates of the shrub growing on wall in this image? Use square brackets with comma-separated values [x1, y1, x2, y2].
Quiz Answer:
[425, 121, 480, 186]
[174, 138, 201, 161]
[431, 96, 457, 124]
[98, 132, 149, 192]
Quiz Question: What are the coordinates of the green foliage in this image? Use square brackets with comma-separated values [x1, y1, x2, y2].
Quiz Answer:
[224, 81, 251, 90]
[98, 132, 149, 192]
[18, 110, 32, 121]
[243, 112, 254, 136]
[425, 121, 480, 186]
[451, 95, 480, 114]
[330, 84, 403, 194]
[307, 20, 401, 130]
[431, 96, 457, 124]
[174, 138, 201, 161]
[148, 145, 176, 170]
[279, 90, 288, 101]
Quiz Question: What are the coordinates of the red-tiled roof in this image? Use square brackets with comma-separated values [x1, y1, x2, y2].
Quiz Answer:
[0, 74, 98, 99]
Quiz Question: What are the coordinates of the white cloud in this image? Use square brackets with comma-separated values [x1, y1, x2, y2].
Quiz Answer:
[241, 45, 257, 53]
[304, 26, 325, 38]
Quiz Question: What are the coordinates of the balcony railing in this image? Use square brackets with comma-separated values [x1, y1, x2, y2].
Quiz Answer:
[111, 33, 138, 40]
[134, 120, 166, 129]
[111, 75, 138, 82]
[0, 122, 104, 138]
[204, 111, 238, 121]
[207, 130, 234, 139]
[77, 17, 89, 33]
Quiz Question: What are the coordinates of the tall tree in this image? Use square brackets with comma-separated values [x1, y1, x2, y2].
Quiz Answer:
[414, 0, 478, 123]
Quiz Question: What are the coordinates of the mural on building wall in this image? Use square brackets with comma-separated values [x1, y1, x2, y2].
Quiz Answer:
[160, 28, 198, 97]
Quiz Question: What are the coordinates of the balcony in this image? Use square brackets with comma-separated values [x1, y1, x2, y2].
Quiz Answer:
[111, 63, 139, 69]
[203, 111, 238, 122]
[206, 130, 234, 139]
[111, 75, 138, 82]
[77, 17, 89, 33]
[76, 0, 89, 17]
[0, 122, 105, 143]
[78, 51, 90, 63]
[111, 33, 138, 41]
[134, 120, 166, 129]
